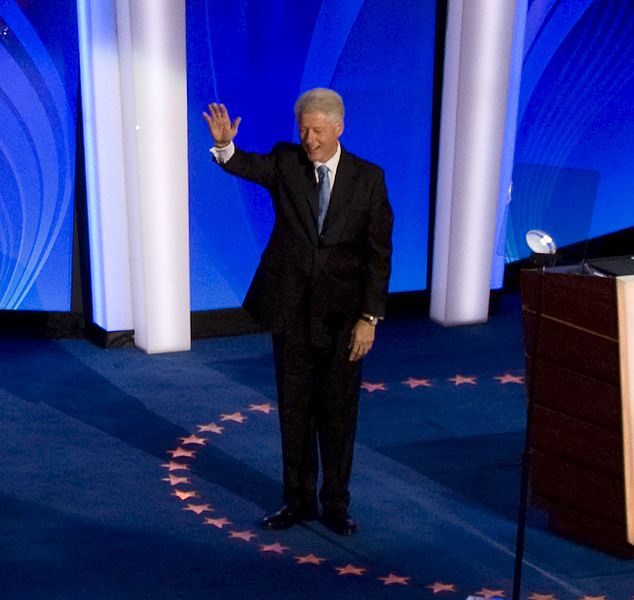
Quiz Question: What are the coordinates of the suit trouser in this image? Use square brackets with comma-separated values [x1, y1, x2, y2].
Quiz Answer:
[272, 318, 361, 516]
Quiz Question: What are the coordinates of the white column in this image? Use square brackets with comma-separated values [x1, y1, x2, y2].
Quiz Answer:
[76, 0, 134, 332]
[490, 0, 528, 289]
[430, 0, 521, 325]
[116, 0, 191, 353]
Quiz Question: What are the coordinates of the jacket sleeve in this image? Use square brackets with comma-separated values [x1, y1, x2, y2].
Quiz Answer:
[215, 146, 277, 191]
[362, 169, 393, 318]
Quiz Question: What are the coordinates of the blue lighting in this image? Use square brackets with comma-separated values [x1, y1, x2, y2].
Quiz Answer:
[186, 0, 437, 311]
[508, 0, 634, 261]
[0, 0, 78, 311]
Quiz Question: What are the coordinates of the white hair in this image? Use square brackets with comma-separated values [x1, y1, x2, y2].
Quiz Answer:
[294, 88, 344, 124]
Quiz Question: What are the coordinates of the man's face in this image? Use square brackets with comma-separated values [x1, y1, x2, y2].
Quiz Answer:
[298, 111, 343, 163]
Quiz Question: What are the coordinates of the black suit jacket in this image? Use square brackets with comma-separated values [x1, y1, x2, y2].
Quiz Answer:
[219, 142, 393, 335]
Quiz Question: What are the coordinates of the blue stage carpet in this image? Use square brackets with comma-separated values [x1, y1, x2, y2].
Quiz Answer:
[2, 294, 633, 599]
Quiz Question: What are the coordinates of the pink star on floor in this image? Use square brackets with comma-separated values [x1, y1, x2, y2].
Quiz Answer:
[197, 423, 224, 434]
[335, 564, 366, 576]
[203, 517, 232, 529]
[581, 596, 606, 600]
[220, 412, 247, 423]
[449, 375, 477, 385]
[260, 542, 289, 554]
[161, 461, 191, 472]
[249, 403, 275, 414]
[162, 474, 190, 486]
[361, 382, 387, 392]
[494, 373, 525, 384]
[378, 573, 411, 585]
[180, 434, 208, 446]
[167, 447, 197, 459]
[475, 588, 505, 600]
[295, 553, 327, 565]
[528, 594, 557, 600]
[173, 490, 199, 501]
[428, 582, 457, 594]
[228, 530, 257, 542]
[184, 503, 213, 515]
[402, 377, 433, 388]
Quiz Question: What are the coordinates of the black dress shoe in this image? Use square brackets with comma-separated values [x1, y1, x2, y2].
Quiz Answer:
[261, 505, 318, 530]
[321, 513, 357, 536]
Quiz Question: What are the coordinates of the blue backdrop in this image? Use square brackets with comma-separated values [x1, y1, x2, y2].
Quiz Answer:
[4, 1, 632, 313]
[508, 0, 634, 261]
[0, 0, 78, 311]
[186, 0, 437, 311]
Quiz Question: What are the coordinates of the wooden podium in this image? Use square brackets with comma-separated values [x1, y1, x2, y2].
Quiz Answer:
[521, 268, 634, 556]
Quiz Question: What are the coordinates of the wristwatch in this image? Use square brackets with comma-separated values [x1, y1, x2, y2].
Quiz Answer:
[360, 314, 380, 326]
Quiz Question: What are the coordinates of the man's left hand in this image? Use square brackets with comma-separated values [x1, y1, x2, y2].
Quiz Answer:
[348, 319, 376, 361]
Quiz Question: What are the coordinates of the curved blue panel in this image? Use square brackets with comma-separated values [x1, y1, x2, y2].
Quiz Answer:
[187, 0, 436, 311]
[328, 0, 434, 294]
[508, 1, 634, 261]
[0, 0, 78, 310]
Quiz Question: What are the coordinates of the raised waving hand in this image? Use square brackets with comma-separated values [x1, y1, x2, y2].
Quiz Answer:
[203, 103, 242, 147]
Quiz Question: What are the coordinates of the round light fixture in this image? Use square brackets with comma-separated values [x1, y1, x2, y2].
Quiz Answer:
[526, 229, 556, 255]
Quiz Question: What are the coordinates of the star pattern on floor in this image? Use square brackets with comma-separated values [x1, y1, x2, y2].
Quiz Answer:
[180, 434, 208, 445]
[295, 553, 327, 565]
[203, 517, 232, 529]
[335, 564, 366, 576]
[220, 412, 248, 423]
[158, 369, 600, 599]
[172, 489, 199, 501]
[197, 422, 225, 434]
[249, 403, 275, 414]
[378, 572, 411, 585]
[183, 503, 213, 515]
[167, 447, 197, 458]
[397, 372, 527, 388]
[448, 374, 478, 385]
[228, 529, 257, 542]
[402, 376, 433, 388]
[260, 542, 289, 554]
[476, 588, 506, 600]
[361, 381, 387, 392]
[162, 474, 190, 486]
[494, 373, 525, 384]
[428, 582, 457, 593]
[161, 461, 191, 471]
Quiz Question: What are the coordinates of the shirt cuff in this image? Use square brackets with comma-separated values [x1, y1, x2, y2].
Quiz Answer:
[210, 141, 235, 164]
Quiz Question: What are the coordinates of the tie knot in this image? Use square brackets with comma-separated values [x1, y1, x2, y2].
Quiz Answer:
[317, 165, 329, 180]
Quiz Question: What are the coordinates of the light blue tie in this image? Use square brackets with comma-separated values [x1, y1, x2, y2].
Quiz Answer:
[317, 164, 330, 233]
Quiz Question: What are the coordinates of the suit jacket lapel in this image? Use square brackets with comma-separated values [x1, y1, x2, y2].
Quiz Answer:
[321, 148, 356, 243]
[313, 149, 358, 276]
[293, 154, 319, 245]
[290, 146, 357, 250]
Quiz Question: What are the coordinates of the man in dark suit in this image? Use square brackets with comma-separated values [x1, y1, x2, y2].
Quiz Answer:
[203, 88, 393, 535]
